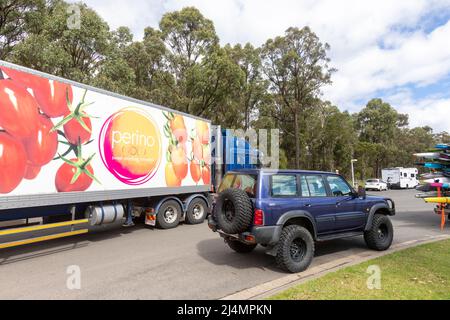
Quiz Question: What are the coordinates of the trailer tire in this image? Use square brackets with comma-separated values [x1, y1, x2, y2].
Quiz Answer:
[186, 198, 208, 224]
[156, 200, 181, 229]
[214, 189, 253, 234]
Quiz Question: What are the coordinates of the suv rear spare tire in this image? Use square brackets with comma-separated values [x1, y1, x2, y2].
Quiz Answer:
[214, 188, 253, 234]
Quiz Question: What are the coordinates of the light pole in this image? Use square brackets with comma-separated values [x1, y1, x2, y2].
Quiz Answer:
[351, 159, 358, 188]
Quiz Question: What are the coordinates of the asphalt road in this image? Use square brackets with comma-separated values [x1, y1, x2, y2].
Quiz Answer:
[0, 189, 449, 300]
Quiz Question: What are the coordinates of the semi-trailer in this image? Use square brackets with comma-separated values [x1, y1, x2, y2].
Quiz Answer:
[0, 61, 258, 249]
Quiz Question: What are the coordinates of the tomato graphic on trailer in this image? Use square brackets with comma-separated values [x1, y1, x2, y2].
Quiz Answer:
[190, 120, 211, 185]
[0, 80, 40, 139]
[55, 157, 96, 193]
[190, 160, 202, 184]
[23, 114, 58, 167]
[24, 163, 41, 180]
[0, 133, 27, 194]
[1, 66, 73, 118]
[165, 162, 181, 187]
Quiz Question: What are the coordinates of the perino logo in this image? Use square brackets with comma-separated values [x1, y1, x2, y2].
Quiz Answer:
[99, 107, 162, 185]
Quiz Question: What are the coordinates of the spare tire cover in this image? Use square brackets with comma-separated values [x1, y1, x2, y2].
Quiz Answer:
[214, 188, 253, 234]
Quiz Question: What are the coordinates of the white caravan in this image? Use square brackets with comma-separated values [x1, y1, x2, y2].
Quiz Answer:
[381, 168, 419, 189]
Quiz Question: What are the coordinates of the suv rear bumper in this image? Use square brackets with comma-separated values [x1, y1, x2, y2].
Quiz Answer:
[208, 217, 281, 246]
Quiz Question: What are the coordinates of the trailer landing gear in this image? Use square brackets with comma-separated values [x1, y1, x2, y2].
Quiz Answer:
[122, 200, 135, 228]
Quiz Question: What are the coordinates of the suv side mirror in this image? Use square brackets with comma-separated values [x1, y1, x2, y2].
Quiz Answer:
[357, 186, 366, 199]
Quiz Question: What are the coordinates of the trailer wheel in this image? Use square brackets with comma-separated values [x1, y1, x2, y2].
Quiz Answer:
[186, 198, 208, 225]
[214, 188, 253, 234]
[156, 200, 181, 229]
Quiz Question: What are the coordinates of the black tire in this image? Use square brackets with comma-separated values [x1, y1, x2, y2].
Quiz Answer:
[226, 240, 257, 253]
[275, 225, 315, 273]
[156, 200, 182, 229]
[185, 198, 208, 225]
[364, 214, 394, 251]
[214, 189, 253, 234]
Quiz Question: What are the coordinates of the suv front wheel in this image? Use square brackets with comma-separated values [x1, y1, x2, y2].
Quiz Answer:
[364, 214, 394, 251]
[276, 225, 315, 273]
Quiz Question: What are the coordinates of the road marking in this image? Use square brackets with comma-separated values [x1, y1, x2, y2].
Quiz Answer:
[220, 234, 450, 300]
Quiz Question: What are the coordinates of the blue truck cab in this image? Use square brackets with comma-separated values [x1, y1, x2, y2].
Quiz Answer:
[208, 169, 396, 273]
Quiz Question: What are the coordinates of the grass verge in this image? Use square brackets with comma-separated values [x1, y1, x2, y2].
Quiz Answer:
[270, 239, 450, 300]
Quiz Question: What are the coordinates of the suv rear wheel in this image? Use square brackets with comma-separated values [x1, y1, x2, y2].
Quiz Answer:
[276, 225, 315, 273]
[226, 240, 257, 253]
[364, 214, 393, 251]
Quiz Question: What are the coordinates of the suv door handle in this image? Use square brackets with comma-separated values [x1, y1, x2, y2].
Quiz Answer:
[304, 204, 312, 208]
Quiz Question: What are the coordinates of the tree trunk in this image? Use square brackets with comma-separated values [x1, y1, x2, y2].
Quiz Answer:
[294, 111, 300, 169]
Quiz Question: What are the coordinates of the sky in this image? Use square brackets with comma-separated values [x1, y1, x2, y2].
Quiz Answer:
[73, 0, 450, 133]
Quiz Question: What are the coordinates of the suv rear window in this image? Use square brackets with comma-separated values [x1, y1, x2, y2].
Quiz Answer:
[218, 173, 257, 198]
[271, 175, 298, 197]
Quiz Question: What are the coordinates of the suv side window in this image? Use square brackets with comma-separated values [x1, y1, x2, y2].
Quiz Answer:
[326, 175, 352, 197]
[271, 175, 298, 197]
[303, 175, 327, 197]
[300, 176, 311, 197]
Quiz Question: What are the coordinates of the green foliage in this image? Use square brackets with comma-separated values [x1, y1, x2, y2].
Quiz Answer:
[0, 0, 45, 59]
[270, 239, 450, 300]
[261, 27, 336, 168]
[8, 0, 111, 82]
[0, 1, 443, 178]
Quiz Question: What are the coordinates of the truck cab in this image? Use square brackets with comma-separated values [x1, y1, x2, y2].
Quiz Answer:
[208, 169, 396, 273]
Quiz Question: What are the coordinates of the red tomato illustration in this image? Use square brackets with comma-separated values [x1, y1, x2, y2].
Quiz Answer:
[202, 165, 211, 185]
[35, 81, 73, 118]
[63, 113, 92, 145]
[190, 159, 202, 183]
[23, 114, 58, 166]
[171, 145, 188, 180]
[170, 115, 187, 144]
[1, 67, 73, 118]
[0, 132, 27, 193]
[0, 80, 40, 139]
[1, 67, 43, 89]
[55, 160, 95, 192]
[24, 163, 41, 180]
[192, 136, 203, 161]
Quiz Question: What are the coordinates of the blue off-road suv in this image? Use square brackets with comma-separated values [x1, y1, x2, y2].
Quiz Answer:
[208, 169, 396, 273]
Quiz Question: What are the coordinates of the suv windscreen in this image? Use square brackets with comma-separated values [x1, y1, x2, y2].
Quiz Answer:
[218, 173, 257, 198]
[327, 175, 353, 197]
[366, 179, 378, 183]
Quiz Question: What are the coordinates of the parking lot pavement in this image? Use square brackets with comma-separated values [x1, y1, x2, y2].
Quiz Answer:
[0, 189, 448, 300]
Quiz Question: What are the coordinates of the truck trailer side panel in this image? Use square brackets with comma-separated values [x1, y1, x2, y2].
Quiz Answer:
[0, 61, 211, 211]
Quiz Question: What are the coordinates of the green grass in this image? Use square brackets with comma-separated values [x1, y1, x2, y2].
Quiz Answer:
[270, 239, 450, 300]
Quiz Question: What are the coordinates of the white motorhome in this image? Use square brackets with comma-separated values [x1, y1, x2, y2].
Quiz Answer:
[382, 167, 419, 189]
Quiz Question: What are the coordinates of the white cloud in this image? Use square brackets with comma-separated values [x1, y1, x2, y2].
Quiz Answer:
[74, 0, 450, 132]
[388, 89, 450, 133]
